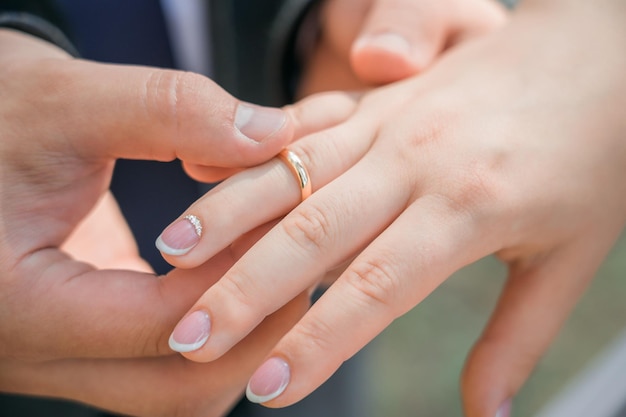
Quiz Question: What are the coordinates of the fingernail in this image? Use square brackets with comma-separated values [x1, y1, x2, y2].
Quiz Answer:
[354, 32, 412, 57]
[495, 399, 512, 417]
[169, 310, 211, 353]
[235, 103, 286, 143]
[246, 357, 291, 403]
[155, 214, 202, 256]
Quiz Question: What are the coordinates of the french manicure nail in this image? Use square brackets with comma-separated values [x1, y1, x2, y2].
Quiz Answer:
[155, 214, 202, 256]
[355, 32, 412, 57]
[246, 357, 291, 403]
[495, 399, 512, 417]
[235, 103, 286, 143]
[169, 310, 211, 353]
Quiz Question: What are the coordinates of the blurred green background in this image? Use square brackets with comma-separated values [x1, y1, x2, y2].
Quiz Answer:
[360, 233, 626, 416]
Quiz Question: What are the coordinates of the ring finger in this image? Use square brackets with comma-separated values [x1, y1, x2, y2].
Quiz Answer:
[155, 104, 377, 269]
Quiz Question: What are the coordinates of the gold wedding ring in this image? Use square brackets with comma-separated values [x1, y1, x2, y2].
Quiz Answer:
[277, 149, 312, 201]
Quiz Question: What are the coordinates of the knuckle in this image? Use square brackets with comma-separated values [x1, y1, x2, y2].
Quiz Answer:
[449, 159, 508, 219]
[464, 165, 497, 200]
[142, 70, 207, 140]
[344, 256, 404, 312]
[450, 168, 499, 213]
[281, 204, 333, 255]
[401, 106, 457, 149]
[220, 268, 268, 318]
[424, 149, 508, 222]
[143, 70, 180, 126]
[143, 322, 172, 357]
[293, 318, 339, 355]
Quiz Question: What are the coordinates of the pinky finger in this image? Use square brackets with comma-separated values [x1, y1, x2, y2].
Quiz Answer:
[462, 232, 619, 417]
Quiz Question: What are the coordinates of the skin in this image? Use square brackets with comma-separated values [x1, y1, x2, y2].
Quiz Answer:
[299, 0, 506, 95]
[0, 29, 319, 416]
[0, 27, 305, 361]
[161, 1, 626, 416]
[0, 0, 501, 413]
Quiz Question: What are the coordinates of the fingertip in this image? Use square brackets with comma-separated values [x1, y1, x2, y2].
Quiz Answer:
[496, 399, 512, 417]
[168, 310, 211, 353]
[231, 102, 295, 167]
[234, 102, 289, 145]
[351, 33, 425, 84]
[461, 342, 509, 417]
[246, 357, 291, 405]
[155, 215, 202, 257]
[353, 32, 413, 59]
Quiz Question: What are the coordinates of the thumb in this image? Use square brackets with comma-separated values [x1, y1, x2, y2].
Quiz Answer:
[19, 57, 293, 168]
[0, 220, 276, 361]
[461, 235, 615, 417]
[350, 0, 507, 85]
[0, 250, 229, 361]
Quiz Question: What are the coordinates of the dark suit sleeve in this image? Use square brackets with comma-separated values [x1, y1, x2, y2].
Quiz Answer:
[0, 0, 78, 56]
[210, 0, 321, 106]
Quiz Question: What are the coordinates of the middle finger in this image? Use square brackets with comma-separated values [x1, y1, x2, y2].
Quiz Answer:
[168, 150, 410, 361]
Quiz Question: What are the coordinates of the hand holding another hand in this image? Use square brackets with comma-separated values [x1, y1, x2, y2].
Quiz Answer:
[1, 0, 506, 411]
[0, 28, 344, 416]
[159, 1, 626, 416]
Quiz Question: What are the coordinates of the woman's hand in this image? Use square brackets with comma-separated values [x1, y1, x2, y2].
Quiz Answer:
[159, 1, 626, 415]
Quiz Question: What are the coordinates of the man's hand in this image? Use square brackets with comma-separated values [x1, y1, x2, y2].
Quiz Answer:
[0, 28, 354, 414]
[298, 0, 507, 96]
[0, 27, 296, 361]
